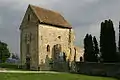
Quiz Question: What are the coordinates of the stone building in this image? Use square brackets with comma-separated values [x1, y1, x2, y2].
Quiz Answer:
[19, 4, 83, 70]
[74, 46, 84, 62]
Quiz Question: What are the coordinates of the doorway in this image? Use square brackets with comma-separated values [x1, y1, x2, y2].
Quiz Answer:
[52, 44, 62, 60]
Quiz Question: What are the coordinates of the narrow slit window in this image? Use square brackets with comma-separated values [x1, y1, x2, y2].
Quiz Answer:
[28, 14, 30, 21]
[47, 45, 50, 52]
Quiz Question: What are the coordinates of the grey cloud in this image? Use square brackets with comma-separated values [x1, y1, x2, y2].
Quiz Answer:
[49, 0, 120, 27]
[0, 3, 23, 55]
[0, 0, 120, 55]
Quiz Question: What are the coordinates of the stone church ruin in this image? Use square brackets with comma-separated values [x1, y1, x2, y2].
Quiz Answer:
[19, 4, 83, 71]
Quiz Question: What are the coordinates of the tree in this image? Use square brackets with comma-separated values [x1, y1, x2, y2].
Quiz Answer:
[93, 36, 99, 62]
[100, 22, 105, 62]
[100, 21, 108, 62]
[117, 22, 120, 62]
[88, 34, 94, 62]
[84, 34, 89, 62]
[100, 19, 117, 62]
[84, 34, 94, 62]
[0, 41, 10, 62]
[109, 20, 117, 62]
[12, 53, 19, 60]
[119, 22, 120, 52]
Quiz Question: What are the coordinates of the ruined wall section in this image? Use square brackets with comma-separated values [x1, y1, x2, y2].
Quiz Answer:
[38, 24, 75, 66]
[20, 6, 39, 70]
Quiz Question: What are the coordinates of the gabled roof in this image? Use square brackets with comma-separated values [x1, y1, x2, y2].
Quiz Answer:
[29, 4, 72, 28]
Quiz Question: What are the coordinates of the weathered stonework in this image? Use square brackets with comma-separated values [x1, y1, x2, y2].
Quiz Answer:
[20, 4, 83, 71]
[38, 24, 75, 70]
[74, 46, 84, 62]
[20, 5, 39, 70]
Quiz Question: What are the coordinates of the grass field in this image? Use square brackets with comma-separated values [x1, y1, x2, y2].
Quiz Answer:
[0, 73, 118, 80]
[0, 63, 18, 70]
[0, 63, 119, 80]
[0, 63, 27, 71]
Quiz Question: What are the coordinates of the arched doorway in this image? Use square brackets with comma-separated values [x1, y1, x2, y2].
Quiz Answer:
[52, 44, 62, 60]
[26, 55, 30, 69]
[52, 44, 69, 71]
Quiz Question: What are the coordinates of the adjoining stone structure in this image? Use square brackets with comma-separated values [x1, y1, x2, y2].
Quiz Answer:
[75, 62, 120, 77]
[19, 4, 83, 71]
[74, 46, 84, 62]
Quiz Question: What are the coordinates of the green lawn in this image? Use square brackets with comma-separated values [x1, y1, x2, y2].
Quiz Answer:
[0, 63, 27, 71]
[0, 73, 118, 80]
[0, 63, 18, 69]
[0, 63, 119, 80]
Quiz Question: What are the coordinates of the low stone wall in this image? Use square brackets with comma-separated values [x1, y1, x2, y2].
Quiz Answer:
[52, 61, 69, 72]
[75, 62, 120, 77]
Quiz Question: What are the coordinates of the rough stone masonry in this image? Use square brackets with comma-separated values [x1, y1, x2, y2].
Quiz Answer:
[19, 4, 84, 71]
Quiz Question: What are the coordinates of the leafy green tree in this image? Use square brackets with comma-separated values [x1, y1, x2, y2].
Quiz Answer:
[84, 34, 89, 62]
[100, 22, 104, 62]
[88, 34, 94, 62]
[100, 19, 117, 62]
[118, 22, 120, 52]
[118, 21, 120, 62]
[93, 36, 99, 62]
[84, 34, 94, 62]
[12, 53, 19, 60]
[0, 41, 10, 63]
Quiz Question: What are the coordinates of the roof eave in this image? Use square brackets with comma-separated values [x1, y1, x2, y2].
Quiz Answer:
[40, 22, 72, 29]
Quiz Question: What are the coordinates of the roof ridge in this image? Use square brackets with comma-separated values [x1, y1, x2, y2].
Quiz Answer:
[29, 4, 61, 16]
[28, 4, 71, 28]
[29, 4, 43, 22]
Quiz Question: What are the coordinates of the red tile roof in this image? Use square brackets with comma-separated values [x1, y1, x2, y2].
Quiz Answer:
[30, 4, 72, 28]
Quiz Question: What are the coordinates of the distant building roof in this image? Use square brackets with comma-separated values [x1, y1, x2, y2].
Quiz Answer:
[30, 4, 72, 28]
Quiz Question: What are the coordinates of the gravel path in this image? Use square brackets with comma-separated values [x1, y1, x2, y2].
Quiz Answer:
[0, 70, 60, 74]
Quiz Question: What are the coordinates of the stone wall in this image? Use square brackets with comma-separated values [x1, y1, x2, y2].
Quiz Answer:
[74, 46, 84, 61]
[38, 24, 75, 70]
[20, 5, 78, 71]
[20, 6, 39, 70]
[75, 62, 120, 77]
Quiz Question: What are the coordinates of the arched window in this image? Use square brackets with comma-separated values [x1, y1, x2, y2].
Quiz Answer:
[80, 57, 83, 62]
[47, 45, 50, 52]
[74, 48, 76, 61]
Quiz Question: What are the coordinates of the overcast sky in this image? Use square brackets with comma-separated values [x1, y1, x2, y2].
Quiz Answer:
[0, 0, 120, 56]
